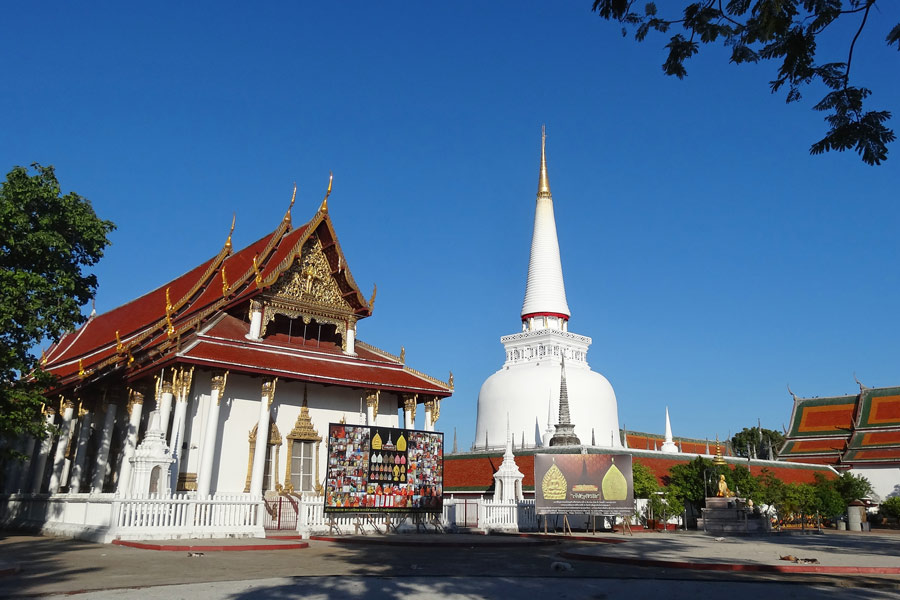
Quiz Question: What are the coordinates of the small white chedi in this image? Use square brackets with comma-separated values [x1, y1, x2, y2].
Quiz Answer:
[474, 128, 621, 450]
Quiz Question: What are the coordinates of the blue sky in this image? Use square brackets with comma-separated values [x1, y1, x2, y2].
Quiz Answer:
[3, 3, 898, 450]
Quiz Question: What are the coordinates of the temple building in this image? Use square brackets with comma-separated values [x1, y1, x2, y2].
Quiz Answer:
[779, 383, 900, 501]
[474, 128, 620, 450]
[3, 182, 453, 503]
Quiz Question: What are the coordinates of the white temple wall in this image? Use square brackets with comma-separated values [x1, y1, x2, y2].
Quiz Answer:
[183, 370, 212, 479]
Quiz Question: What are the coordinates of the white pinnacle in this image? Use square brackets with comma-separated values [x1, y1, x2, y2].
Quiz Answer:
[521, 126, 570, 322]
[661, 406, 678, 453]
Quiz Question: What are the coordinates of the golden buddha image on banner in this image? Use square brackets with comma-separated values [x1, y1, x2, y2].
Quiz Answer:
[534, 453, 633, 515]
[324, 424, 443, 513]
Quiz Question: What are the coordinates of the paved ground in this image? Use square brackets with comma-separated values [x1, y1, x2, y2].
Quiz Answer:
[1, 529, 898, 599]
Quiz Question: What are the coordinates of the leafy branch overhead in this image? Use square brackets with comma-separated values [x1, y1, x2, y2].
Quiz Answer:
[592, 0, 898, 165]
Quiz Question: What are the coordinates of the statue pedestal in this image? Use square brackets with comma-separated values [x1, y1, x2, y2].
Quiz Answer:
[698, 497, 769, 534]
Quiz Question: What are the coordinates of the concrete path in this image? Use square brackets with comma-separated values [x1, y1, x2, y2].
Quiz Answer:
[1, 530, 898, 599]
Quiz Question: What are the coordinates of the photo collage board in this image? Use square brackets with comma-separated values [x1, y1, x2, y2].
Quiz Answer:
[324, 424, 443, 513]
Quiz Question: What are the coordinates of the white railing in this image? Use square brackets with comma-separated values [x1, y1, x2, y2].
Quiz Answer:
[113, 493, 262, 533]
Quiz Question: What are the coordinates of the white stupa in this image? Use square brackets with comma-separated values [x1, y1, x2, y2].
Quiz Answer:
[474, 128, 621, 450]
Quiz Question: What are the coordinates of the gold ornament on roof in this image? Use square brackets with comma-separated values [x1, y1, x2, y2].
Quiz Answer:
[225, 213, 235, 253]
[284, 183, 296, 225]
[253, 254, 262, 285]
[368, 284, 377, 310]
[319, 172, 333, 213]
[221, 264, 229, 297]
[115, 330, 123, 354]
[78, 359, 86, 379]
[601, 458, 628, 500]
[541, 459, 567, 500]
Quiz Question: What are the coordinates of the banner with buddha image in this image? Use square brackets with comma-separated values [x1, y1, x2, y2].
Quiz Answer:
[534, 453, 633, 515]
[324, 424, 443, 513]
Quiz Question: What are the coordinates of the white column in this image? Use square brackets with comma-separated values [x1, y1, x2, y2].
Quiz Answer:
[197, 372, 227, 498]
[91, 403, 117, 493]
[424, 402, 433, 432]
[249, 378, 276, 497]
[245, 301, 263, 340]
[5, 436, 36, 494]
[403, 395, 416, 429]
[116, 391, 145, 495]
[157, 377, 175, 441]
[48, 399, 76, 494]
[168, 394, 189, 492]
[344, 323, 356, 355]
[30, 408, 57, 493]
[365, 390, 379, 426]
[68, 407, 94, 493]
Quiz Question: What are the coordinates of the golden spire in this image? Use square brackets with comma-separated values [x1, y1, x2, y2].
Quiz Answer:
[284, 183, 297, 225]
[224, 213, 235, 254]
[319, 172, 333, 212]
[538, 124, 551, 197]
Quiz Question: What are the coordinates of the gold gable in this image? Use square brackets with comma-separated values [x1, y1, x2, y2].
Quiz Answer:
[261, 234, 356, 341]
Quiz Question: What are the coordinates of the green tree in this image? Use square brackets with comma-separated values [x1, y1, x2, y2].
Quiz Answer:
[591, 1, 898, 164]
[811, 473, 846, 519]
[782, 482, 817, 517]
[731, 426, 785, 460]
[756, 467, 786, 508]
[632, 459, 660, 498]
[666, 456, 715, 511]
[834, 471, 873, 504]
[0, 164, 114, 460]
[880, 496, 900, 523]
[729, 464, 761, 502]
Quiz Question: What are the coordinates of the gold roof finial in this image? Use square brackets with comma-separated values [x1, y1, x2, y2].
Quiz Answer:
[221, 264, 229, 297]
[368, 283, 377, 310]
[165, 287, 173, 315]
[78, 360, 85, 378]
[115, 330, 123, 354]
[224, 213, 236, 253]
[538, 124, 551, 197]
[319, 172, 333, 213]
[252, 254, 262, 285]
[284, 183, 297, 225]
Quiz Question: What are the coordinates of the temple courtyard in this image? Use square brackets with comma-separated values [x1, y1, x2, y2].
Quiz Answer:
[1, 530, 899, 599]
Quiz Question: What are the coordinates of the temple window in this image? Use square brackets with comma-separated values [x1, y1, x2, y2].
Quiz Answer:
[290, 441, 315, 492]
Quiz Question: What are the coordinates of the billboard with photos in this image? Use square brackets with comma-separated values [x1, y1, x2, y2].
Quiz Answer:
[534, 453, 633, 515]
[324, 424, 443, 513]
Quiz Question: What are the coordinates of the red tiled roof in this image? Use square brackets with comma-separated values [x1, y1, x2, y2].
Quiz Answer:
[178, 314, 451, 395]
[444, 449, 835, 492]
[39, 208, 446, 395]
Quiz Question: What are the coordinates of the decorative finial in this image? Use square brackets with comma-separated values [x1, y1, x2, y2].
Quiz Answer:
[368, 283, 377, 310]
[78, 359, 85, 378]
[538, 124, 551, 197]
[115, 330, 123, 354]
[787, 384, 797, 401]
[224, 213, 235, 253]
[319, 172, 333, 212]
[91, 298, 96, 317]
[854, 373, 869, 392]
[284, 183, 297, 225]
[221, 264, 229, 297]
[253, 254, 262, 285]
[448, 371, 454, 389]
[40, 348, 47, 366]
[400, 346, 405, 363]
[165, 287, 173, 314]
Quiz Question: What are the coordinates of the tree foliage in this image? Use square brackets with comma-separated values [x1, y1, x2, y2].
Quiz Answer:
[880, 496, 900, 521]
[0, 164, 114, 459]
[731, 426, 785, 459]
[833, 471, 873, 503]
[632, 459, 660, 497]
[592, 1, 898, 164]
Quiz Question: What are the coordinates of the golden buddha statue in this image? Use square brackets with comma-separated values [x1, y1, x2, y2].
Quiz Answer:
[716, 474, 735, 498]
